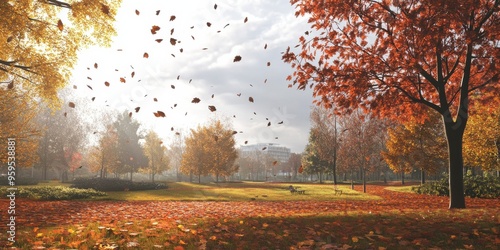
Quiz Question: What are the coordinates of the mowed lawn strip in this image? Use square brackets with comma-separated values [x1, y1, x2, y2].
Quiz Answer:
[99, 182, 381, 201]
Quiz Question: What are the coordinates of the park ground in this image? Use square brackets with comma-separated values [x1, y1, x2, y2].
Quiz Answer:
[0, 182, 499, 249]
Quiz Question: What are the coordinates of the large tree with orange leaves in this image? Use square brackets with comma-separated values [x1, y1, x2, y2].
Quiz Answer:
[283, 0, 500, 208]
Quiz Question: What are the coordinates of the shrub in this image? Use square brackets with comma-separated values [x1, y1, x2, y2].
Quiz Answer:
[0, 176, 39, 186]
[0, 186, 107, 200]
[413, 174, 500, 198]
[71, 177, 168, 191]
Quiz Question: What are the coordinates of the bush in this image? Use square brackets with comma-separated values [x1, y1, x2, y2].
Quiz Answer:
[0, 176, 39, 186]
[413, 174, 500, 198]
[71, 177, 168, 191]
[0, 186, 107, 200]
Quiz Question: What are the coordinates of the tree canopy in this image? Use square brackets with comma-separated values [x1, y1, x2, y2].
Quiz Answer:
[0, 0, 121, 106]
[284, 0, 500, 208]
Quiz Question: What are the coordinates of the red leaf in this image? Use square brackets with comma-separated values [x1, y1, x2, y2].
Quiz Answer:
[143, 52, 149, 58]
[135, 9, 140, 15]
[120, 77, 126, 83]
[170, 15, 176, 21]
[104, 81, 110, 87]
[151, 25, 161, 34]
[170, 38, 177, 45]
[155, 39, 163, 43]
[233, 55, 242, 62]
[192, 97, 201, 103]
[57, 19, 63, 31]
[208, 105, 216, 112]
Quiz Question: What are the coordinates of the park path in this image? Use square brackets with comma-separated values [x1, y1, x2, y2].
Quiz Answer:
[0, 185, 498, 230]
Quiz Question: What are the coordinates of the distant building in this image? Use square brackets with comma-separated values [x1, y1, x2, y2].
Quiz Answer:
[240, 143, 291, 163]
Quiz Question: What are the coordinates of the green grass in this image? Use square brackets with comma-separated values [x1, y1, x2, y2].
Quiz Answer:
[97, 182, 380, 201]
[385, 185, 418, 193]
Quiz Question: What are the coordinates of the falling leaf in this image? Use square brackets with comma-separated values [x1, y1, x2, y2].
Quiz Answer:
[207, 22, 212, 27]
[91, 97, 96, 101]
[170, 15, 176, 21]
[249, 97, 254, 103]
[214, 4, 217, 9]
[262, 147, 267, 150]
[192, 97, 201, 103]
[233, 55, 242, 62]
[7, 36, 13, 43]
[57, 19, 63, 31]
[267, 121, 271, 126]
[156, 10, 161, 15]
[154, 98, 158, 102]
[171, 85, 175, 89]
[232, 131, 238, 135]
[267, 62, 271, 66]
[208, 105, 216, 112]
[272, 161, 278, 166]
[129, 112, 133, 118]
[264, 43, 267, 49]
[170, 38, 177, 45]
[120, 77, 126, 83]
[352, 236, 359, 243]
[154, 111, 166, 117]
[211, 94, 214, 98]
[131, 72, 135, 78]
[224, 23, 230, 28]
[68, 102, 76, 108]
[177, 75, 180, 80]
[87, 85, 93, 90]
[94, 63, 98, 69]
[278, 121, 284, 124]
[237, 93, 241, 97]
[244, 17, 248, 23]
[135, 9, 140, 15]
[104, 81, 110, 87]
[191, 35, 195, 40]
[155, 39, 163, 43]
[135, 107, 140, 113]
[171, 28, 174, 35]
[151, 25, 161, 34]
[73, 85, 77, 89]
[143, 52, 149, 58]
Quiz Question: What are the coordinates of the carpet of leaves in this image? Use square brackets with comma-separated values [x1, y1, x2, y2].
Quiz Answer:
[0, 185, 499, 249]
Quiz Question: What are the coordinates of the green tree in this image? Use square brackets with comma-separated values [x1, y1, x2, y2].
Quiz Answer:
[114, 112, 148, 180]
[0, 0, 121, 105]
[143, 131, 170, 183]
[89, 125, 119, 178]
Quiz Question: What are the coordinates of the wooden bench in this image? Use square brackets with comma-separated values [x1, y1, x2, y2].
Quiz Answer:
[334, 185, 342, 196]
[289, 185, 306, 194]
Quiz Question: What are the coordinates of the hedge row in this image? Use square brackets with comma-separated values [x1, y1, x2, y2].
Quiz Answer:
[412, 174, 500, 198]
[0, 186, 106, 200]
[0, 176, 39, 186]
[71, 177, 167, 191]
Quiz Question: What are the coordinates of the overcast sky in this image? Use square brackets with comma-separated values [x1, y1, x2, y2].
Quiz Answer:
[70, 0, 315, 153]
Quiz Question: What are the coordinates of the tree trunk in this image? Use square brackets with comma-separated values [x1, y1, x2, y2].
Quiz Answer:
[444, 123, 466, 209]
[421, 168, 425, 184]
[401, 171, 405, 185]
[362, 168, 366, 193]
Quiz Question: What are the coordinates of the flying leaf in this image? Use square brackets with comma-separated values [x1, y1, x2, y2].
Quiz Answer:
[131, 72, 135, 78]
[233, 55, 242, 62]
[192, 97, 201, 103]
[170, 38, 177, 45]
[170, 15, 176, 21]
[94, 63, 98, 69]
[224, 23, 230, 28]
[244, 141, 248, 144]
[135, 9, 140, 15]
[73, 85, 77, 89]
[7, 81, 14, 89]
[91, 97, 96, 101]
[154, 111, 166, 117]
[264, 43, 267, 49]
[272, 161, 278, 166]
[7, 36, 13, 43]
[87, 85, 93, 90]
[104, 81, 110, 87]
[278, 121, 283, 124]
[207, 22, 212, 27]
[232, 131, 238, 135]
[156, 10, 160, 15]
[249, 97, 254, 103]
[214, 4, 217, 9]
[267, 122, 271, 126]
[143, 52, 149, 58]
[208, 105, 216, 112]
[155, 39, 163, 43]
[129, 112, 132, 118]
[68, 102, 76, 108]
[57, 19, 63, 31]
[262, 147, 267, 150]
[120, 77, 126, 83]
[171, 28, 174, 35]
[267, 62, 271, 66]
[171, 85, 175, 89]
[154, 98, 158, 102]
[135, 107, 140, 113]
[211, 94, 214, 98]
[151, 25, 160, 34]
[244, 17, 248, 23]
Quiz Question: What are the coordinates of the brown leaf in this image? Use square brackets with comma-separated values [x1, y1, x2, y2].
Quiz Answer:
[7, 81, 14, 89]
[91, 97, 96, 101]
[192, 97, 201, 103]
[101, 4, 110, 14]
[68, 102, 76, 108]
[129, 112, 133, 118]
[154, 111, 166, 117]
[233, 55, 242, 62]
[171, 85, 175, 89]
[170, 38, 177, 45]
[264, 43, 267, 49]
[135, 107, 140, 113]
[156, 10, 161, 15]
[267, 62, 271, 66]
[267, 122, 271, 126]
[7, 36, 13, 43]
[232, 131, 238, 135]
[244, 17, 248, 23]
[120, 77, 126, 83]
[207, 22, 212, 27]
[143, 52, 149, 58]
[249, 97, 254, 103]
[94, 63, 98, 69]
[170, 15, 176, 21]
[171, 28, 174, 35]
[208, 105, 216, 112]
[135, 9, 140, 15]
[155, 39, 163, 43]
[151, 25, 161, 34]
[73, 85, 77, 89]
[262, 147, 267, 150]
[272, 161, 278, 166]
[87, 85, 93, 90]
[131, 72, 135, 78]
[214, 4, 217, 9]
[57, 19, 63, 31]
[104, 81, 110, 87]
[154, 98, 158, 102]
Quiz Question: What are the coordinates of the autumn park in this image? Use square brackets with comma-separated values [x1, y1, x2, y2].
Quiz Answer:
[1, 0, 500, 249]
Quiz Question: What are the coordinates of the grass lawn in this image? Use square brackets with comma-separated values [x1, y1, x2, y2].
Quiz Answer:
[99, 182, 381, 201]
[385, 185, 418, 193]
